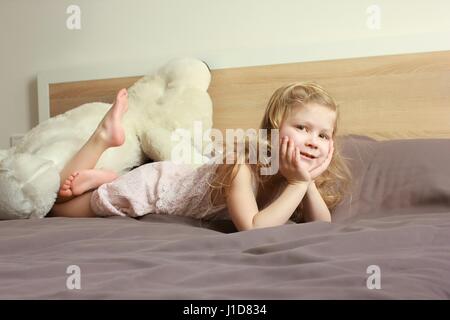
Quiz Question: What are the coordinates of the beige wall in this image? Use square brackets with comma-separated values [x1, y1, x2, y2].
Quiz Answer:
[1, 0, 450, 149]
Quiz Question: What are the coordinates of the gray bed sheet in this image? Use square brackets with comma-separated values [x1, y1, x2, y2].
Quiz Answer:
[0, 211, 449, 299]
[2, 135, 450, 299]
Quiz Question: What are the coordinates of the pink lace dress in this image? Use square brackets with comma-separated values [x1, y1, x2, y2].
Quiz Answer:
[90, 159, 257, 220]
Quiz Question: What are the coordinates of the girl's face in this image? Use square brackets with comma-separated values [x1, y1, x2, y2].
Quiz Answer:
[279, 103, 336, 171]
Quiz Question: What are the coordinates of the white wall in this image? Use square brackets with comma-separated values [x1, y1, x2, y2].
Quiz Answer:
[1, 0, 450, 149]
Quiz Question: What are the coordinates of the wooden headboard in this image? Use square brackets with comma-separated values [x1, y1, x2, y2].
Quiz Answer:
[39, 50, 450, 141]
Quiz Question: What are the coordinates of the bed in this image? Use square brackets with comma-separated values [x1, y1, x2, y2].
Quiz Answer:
[1, 50, 450, 299]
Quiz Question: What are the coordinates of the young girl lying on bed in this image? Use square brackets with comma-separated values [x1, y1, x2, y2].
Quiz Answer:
[49, 83, 352, 231]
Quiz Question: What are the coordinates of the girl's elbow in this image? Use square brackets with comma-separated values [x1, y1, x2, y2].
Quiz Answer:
[239, 220, 256, 231]
[236, 216, 259, 232]
[232, 218, 254, 232]
[238, 225, 253, 232]
[316, 216, 332, 223]
[248, 214, 269, 231]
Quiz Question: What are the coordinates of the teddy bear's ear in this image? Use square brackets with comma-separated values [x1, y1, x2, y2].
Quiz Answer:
[158, 58, 211, 92]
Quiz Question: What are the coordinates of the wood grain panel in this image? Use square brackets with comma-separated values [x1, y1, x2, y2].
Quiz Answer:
[208, 51, 450, 140]
[48, 51, 450, 140]
[49, 76, 140, 117]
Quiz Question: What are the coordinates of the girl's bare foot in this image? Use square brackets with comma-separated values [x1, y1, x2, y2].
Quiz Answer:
[58, 174, 76, 198]
[57, 169, 118, 201]
[96, 88, 129, 147]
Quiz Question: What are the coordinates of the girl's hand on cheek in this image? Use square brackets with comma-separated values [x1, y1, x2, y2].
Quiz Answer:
[279, 136, 311, 186]
[309, 139, 334, 181]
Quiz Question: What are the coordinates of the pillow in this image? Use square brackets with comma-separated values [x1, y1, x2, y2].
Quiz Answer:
[332, 135, 450, 223]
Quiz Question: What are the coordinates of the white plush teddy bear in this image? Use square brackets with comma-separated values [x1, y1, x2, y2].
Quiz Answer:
[0, 58, 213, 220]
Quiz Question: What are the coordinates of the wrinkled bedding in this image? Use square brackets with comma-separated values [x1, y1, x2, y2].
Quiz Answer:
[1, 135, 450, 299]
[0, 212, 449, 299]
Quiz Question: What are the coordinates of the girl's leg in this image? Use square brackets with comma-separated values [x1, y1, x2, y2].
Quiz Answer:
[49, 191, 96, 218]
[56, 88, 128, 203]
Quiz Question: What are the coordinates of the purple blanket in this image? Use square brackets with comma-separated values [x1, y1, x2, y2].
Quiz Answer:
[1, 135, 450, 299]
[0, 212, 449, 299]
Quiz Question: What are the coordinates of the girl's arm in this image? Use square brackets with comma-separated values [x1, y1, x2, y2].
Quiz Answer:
[301, 139, 334, 222]
[302, 182, 332, 222]
[226, 164, 311, 231]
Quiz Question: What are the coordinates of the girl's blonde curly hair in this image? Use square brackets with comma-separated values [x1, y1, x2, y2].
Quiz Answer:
[207, 82, 353, 222]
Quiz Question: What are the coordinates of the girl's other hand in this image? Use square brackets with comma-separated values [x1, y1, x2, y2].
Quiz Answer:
[279, 136, 312, 186]
[309, 139, 334, 181]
